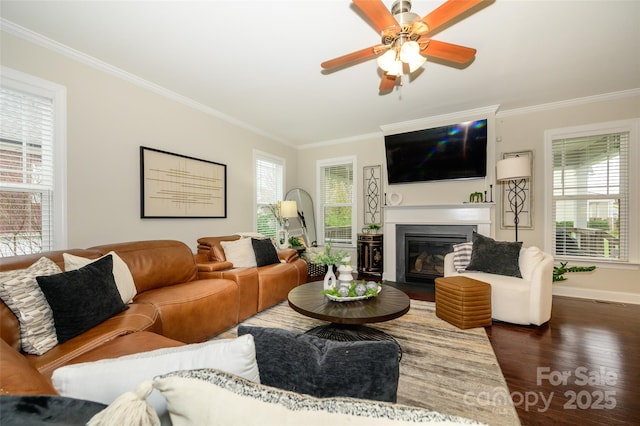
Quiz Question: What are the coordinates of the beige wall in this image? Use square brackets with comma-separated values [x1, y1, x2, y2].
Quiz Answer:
[1, 32, 299, 251]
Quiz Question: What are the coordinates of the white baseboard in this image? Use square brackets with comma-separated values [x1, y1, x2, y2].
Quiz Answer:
[553, 286, 640, 305]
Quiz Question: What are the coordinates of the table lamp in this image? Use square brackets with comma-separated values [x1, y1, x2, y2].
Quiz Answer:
[278, 200, 298, 248]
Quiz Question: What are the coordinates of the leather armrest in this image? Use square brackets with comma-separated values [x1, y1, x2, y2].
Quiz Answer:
[197, 261, 234, 272]
[1, 339, 57, 395]
[277, 249, 299, 263]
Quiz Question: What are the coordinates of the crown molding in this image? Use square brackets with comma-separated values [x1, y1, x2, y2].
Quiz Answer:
[1, 19, 290, 146]
[379, 105, 500, 136]
[298, 131, 382, 150]
[497, 88, 640, 118]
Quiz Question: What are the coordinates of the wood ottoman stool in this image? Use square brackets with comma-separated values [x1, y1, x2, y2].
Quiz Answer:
[434, 276, 492, 329]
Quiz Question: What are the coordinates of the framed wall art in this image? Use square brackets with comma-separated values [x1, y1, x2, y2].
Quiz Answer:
[500, 150, 533, 230]
[363, 165, 382, 225]
[140, 146, 227, 218]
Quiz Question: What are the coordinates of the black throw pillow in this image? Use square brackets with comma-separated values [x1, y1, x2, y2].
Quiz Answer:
[36, 255, 128, 343]
[251, 238, 280, 267]
[238, 325, 400, 402]
[465, 232, 523, 278]
[0, 395, 107, 426]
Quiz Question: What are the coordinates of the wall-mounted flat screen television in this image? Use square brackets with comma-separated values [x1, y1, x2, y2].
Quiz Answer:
[385, 119, 488, 184]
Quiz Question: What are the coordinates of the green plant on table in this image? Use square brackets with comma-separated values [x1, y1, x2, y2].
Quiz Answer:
[553, 262, 596, 282]
[288, 236, 304, 248]
[305, 242, 347, 266]
[367, 223, 381, 231]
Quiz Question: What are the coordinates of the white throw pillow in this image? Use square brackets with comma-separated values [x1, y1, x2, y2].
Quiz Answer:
[452, 242, 473, 273]
[63, 251, 137, 304]
[519, 246, 545, 282]
[221, 237, 257, 268]
[0, 257, 60, 355]
[148, 369, 481, 426]
[52, 334, 260, 419]
[234, 232, 265, 239]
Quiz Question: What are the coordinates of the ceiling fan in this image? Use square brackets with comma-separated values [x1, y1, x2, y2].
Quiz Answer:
[321, 0, 494, 93]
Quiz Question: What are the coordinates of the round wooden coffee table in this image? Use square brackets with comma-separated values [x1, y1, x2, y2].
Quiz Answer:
[288, 281, 410, 355]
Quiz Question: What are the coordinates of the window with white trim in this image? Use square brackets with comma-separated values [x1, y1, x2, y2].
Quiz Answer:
[317, 157, 357, 246]
[254, 151, 284, 238]
[1, 68, 66, 256]
[546, 120, 638, 263]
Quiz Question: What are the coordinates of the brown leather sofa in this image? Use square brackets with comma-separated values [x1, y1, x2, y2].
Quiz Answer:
[196, 235, 308, 321]
[0, 240, 239, 395]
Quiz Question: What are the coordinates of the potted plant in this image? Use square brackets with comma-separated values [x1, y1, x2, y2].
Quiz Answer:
[305, 243, 347, 290]
[368, 223, 382, 234]
[553, 262, 596, 282]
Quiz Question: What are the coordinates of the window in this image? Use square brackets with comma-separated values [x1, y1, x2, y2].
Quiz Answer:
[546, 120, 639, 264]
[0, 68, 66, 256]
[254, 151, 284, 238]
[317, 157, 357, 246]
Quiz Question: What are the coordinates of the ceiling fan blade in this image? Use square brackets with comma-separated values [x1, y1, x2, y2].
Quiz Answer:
[416, 0, 492, 36]
[353, 0, 398, 33]
[321, 44, 386, 70]
[379, 74, 397, 92]
[421, 39, 476, 64]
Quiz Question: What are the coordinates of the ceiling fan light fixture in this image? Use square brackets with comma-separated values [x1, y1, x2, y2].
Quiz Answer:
[377, 49, 398, 72]
[407, 53, 427, 72]
[399, 40, 420, 63]
[378, 40, 425, 75]
[387, 60, 404, 76]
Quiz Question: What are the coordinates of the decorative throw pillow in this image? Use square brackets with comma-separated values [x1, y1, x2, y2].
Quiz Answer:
[36, 255, 128, 344]
[238, 325, 400, 402]
[140, 369, 481, 426]
[52, 334, 259, 420]
[0, 257, 61, 355]
[251, 238, 280, 267]
[1, 395, 107, 426]
[63, 251, 137, 304]
[234, 232, 265, 239]
[452, 242, 473, 272]
[220, 238, 257, 268]
[465, 233, 523, 278]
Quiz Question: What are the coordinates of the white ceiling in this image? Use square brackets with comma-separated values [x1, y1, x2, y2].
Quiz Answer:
[1, 1, 639, 147]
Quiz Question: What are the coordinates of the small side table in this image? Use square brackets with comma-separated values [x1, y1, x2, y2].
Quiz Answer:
[357, 233, 383, 277]
[434, 276, 492, 329]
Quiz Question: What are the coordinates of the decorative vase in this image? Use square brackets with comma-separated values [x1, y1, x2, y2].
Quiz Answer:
[337, 263, 354, 288]
[323, 266, 337, 291]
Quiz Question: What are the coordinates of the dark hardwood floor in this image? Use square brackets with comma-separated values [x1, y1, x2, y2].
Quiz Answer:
[382, 280, 640, 426]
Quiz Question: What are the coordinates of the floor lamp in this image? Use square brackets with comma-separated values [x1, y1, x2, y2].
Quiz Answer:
[278, 200, 298, 248]
[497, 156, 531, 242]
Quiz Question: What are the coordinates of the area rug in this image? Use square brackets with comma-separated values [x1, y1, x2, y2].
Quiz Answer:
[218, 299, 520, 426]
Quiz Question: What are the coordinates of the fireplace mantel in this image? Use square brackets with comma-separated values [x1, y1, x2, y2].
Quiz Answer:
[383, 203, 495, 282]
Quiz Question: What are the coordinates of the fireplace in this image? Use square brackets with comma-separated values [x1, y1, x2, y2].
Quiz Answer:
[383, 203, 494, 282]
[396, 224, 476, 284]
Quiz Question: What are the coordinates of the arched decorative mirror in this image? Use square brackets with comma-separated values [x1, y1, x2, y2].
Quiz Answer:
[285, 188, 317, 247]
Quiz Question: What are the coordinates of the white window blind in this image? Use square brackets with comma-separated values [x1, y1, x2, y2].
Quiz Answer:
[0, 86, 54, 256]
[552, 131, 629, 261]
[255, 154, 283, 238]
[319, 159, 355, 246]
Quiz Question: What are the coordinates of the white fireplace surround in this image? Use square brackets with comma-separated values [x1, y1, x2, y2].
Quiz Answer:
[383, 204, 495, 282]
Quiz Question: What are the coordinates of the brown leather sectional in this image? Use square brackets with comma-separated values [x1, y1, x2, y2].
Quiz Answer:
[0, 238, 307, 395]
[196, 235, 308, 321]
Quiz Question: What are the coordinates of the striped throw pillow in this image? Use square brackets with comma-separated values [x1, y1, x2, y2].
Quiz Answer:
[452, 242, 473, 273]
[0, 257, 61, 354]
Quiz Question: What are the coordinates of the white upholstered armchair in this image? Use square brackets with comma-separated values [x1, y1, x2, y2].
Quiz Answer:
[444, 247, 554, 326]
